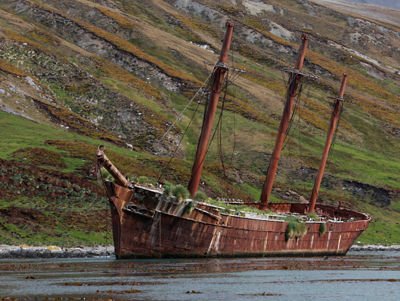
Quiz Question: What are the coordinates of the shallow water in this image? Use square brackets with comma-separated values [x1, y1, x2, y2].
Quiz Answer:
[0, 250, 399, 300]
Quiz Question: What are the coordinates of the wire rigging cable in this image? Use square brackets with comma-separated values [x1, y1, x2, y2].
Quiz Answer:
[282, 74, 305, 152]
[157, 100, 202, 182]
[157, 48, 243, 184]
[330, 99, 344, 153]
[217, 73, 230, 177]
[157, 71, 215, 145]
[156, 69, 216, 182]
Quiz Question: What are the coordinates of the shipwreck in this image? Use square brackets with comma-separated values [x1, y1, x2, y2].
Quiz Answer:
[96, 22, 370, 259]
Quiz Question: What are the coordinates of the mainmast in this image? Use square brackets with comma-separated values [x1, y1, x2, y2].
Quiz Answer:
[259, 34, 309, 209]
[309, 74, 348, 213]
[188, 22, 234, 197]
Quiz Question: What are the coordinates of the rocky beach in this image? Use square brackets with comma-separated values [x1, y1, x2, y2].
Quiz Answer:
[1, 244, 400, 258]
[0, 245, 114, 258]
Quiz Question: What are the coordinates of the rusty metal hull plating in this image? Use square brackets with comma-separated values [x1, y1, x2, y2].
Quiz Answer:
[106, 183, 370, 259]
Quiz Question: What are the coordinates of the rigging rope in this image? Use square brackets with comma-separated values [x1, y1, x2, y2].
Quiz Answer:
[157, 71, 214, 144]
[230, 101, 237, 165]
[157, 48, 241, 187]
[217, 73, 230, 177]
[156, 68, 218, 183]
[282, 74, 304, 151]
[330, 99, 344, 152]
[157, 100, 202, 183]
[186, 71, 232, 183]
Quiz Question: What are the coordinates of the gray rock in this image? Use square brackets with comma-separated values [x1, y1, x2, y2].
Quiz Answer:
[0, 245, 115, 258]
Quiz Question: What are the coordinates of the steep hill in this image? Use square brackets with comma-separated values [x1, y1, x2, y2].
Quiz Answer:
[0, 0, 399, 246]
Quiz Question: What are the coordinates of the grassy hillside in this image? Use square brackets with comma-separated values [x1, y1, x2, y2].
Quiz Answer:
[0, 0, 399, 246]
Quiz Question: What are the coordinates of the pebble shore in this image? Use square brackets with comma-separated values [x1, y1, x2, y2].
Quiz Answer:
[350, 244, 400, 251]
[0, 245, 114, 258]
[0, 244, 399, 258]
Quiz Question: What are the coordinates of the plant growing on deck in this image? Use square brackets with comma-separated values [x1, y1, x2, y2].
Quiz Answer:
[285, 218, 308, 241]
[319, 223, 327, 235]
[163, 182, 174, 197]
[307, 212, 318, 221]
[172, 184, 189, 202]
[137, 176, 157, 187]
[194, 191, 207, 201]
[137, 176, 149, 184]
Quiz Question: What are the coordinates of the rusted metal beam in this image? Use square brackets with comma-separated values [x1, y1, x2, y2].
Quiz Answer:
[309, 74, 348, 212]
[97, 145, 131, 188]
[259, 34, 309, 209]
[188, 21, 234, 197]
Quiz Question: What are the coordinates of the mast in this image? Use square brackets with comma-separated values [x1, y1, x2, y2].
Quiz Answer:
[309, 74, 348, 213]
[259, 34, 309, 209]
[188, 21, 234, 197]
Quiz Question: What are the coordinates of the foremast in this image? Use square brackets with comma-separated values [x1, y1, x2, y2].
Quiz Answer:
[309, 74, 348, 212]
[188, 22, 234, 197]
[259, 34, 309, 209]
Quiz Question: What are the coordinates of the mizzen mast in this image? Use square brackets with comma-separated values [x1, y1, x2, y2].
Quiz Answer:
[309, 74, 348, 213]
[259, 34, 309, 209]
[188, 22, 234, 197]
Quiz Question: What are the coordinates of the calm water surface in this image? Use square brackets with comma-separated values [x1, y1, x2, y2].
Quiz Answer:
[0, 250, 399, 300]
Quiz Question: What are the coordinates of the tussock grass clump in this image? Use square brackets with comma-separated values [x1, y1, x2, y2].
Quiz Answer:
[137, 176, 149, 184]
[307, 212, 318, 220]
[172, 184, 189, 202]
[137, 176, 157, 187]
[194, 191, 207, 201]
[319, 223, 327, 236]
[285, 218, 308, 241]
[163, 182, 174, 197]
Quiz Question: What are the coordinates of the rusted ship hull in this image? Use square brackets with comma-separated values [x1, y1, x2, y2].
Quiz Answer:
[107, 183, 370, 259]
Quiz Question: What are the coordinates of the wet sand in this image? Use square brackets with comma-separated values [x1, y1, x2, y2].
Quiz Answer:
[0, 250, 399, 300]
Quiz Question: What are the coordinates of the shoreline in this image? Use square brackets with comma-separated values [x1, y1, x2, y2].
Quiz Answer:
[0, 244, 399, 259]
[0, 245, 114, 259]
[350, 244, 400, 251]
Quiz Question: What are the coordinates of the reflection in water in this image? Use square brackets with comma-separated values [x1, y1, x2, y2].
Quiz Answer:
[0, 250, 399, 300]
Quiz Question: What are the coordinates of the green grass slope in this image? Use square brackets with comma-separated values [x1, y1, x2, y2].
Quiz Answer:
[0, 0, 399, 246]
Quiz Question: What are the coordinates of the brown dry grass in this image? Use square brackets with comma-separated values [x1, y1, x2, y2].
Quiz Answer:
[94, 57, 161, 99]
[28, 0, 199, 83]
[12, 147, 67, 168]
[0, 58, 27, 77]
[32, 98, 123, 145]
